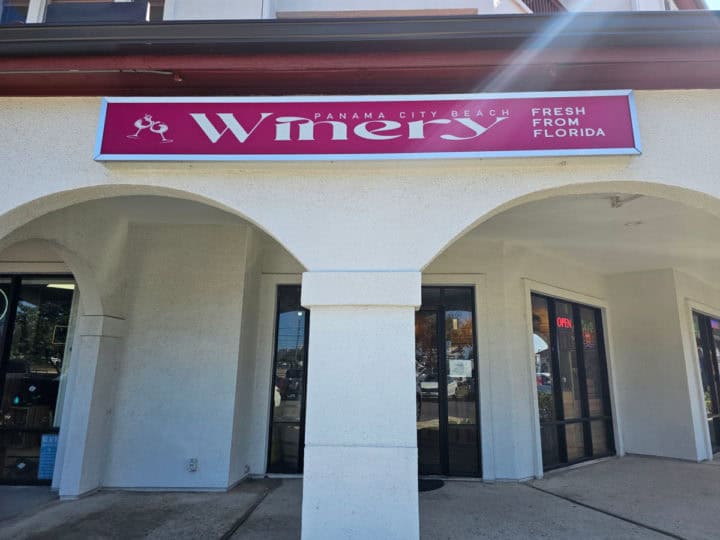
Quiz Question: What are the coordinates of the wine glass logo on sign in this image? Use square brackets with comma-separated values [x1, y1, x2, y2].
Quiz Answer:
[127, 114, 173, 143]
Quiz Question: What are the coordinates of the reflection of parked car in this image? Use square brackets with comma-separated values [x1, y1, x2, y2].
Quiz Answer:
[419, 378, 458, 400]
[277, 368, 303, 401]
[536, 372, 552, 394]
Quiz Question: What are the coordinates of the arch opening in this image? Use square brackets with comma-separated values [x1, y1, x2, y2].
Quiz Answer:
[0, 194, 306, 496]
[421, 188, 720, 482]
[0, 184, 309, 273]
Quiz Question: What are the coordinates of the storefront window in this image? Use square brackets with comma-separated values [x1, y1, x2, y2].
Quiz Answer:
[692, 312, 720, 453]
[0, 1, 28, 24]
[532, 293, 614, 470]
[416, 286, 480, 477]
[532, 295, 559, 468]
[267, 285, 308, 474]
[44, 0, 164, 24]
[555, 301, 583, 420]
[0, 277, 75, 484]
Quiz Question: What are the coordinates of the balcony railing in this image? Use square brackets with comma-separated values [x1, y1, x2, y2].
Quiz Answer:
[524, 0, 567, 13]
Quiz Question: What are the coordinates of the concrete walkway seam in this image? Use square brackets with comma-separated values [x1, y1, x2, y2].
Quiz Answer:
[219, 482, 279, 540]
[525, 484, 685, 540]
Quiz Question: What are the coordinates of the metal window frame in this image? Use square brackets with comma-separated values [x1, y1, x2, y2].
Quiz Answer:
[0, 273, 74, 486]
[693, 311, 720, 453]
[532, 292, 615, 471]
[266, 284, 310, 475]
[418, 285, 482, 478]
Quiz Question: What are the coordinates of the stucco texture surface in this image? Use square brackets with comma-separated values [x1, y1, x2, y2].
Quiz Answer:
[3, 91, 720, 271]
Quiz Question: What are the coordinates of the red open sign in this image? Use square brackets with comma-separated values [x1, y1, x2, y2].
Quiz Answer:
[556, 317, 573, 329]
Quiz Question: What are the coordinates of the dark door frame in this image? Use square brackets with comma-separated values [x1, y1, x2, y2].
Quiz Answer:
[266, 284, 310, 475]
[693, 311, 720, 454]
[532, 292, 615, 471]
[417, 285, 481, 478]
[0, 274, 74, 485]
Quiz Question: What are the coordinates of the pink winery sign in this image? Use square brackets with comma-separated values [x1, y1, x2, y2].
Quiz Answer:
[95, 91, 641, 161]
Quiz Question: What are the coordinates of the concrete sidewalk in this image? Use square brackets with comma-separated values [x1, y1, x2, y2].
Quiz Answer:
[228, 477, 664, 540]
[0, 479, 277, 540]
[2, 456, 718, 539]
[531, 455, 720, 539]
[0, 486, 57, 523]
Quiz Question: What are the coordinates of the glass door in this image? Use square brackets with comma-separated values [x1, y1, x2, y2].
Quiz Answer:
[532, 294, 614, 470]
[692, 312, 720, 453]
[0, 277, 76, 484]
[267, 285, 309, 474]
[416, 286, 480, 477]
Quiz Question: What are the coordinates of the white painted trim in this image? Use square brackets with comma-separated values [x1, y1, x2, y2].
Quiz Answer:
[261, 0, 275, 19]
[522, 279, 607, 308]
[521, 278, 622, 477]
[302, 271, 421, 308]
[253, 273, 302, 474]
[422, 274, 493, 480]
[683, 298, 720, 461]
[26, 0, 46, 23]
[162, 0, 175, 20]
[0, 263, 71, 274]
[522, 280, 545, 479]
[599, 306, 625, 459]
[96, 148, 642, 162]
[685, 298, 720, 323]
[51, 288, 79, 490]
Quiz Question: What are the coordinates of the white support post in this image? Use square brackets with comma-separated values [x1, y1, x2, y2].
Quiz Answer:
[25, 0, 46, 23]
[162, 0, 263, 21]
[300, 271, 421, 540]
[56, 315, 125, 498]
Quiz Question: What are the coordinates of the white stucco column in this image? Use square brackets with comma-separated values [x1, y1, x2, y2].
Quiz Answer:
[300, 271, 421, 540]
[55, 315, 125, 498]
[607, 270, 704, 461]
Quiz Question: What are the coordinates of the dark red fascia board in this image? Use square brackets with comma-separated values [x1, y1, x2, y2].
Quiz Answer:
[2, 11, 720, 95]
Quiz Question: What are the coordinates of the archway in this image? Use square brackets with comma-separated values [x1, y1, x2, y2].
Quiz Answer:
[0, 195, 306, 501]
[421, 186, 720, 483]
[422, 181, 720, 272]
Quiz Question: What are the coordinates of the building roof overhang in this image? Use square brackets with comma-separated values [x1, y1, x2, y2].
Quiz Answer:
[1, 11, 719, 96]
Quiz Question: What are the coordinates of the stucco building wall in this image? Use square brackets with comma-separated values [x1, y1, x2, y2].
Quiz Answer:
[103, 223, 249, 489]
[1, 91, 720, 274]
[3, 89, 720, 536]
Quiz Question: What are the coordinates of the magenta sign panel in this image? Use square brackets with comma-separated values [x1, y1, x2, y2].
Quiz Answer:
[95, 91, 640, 161]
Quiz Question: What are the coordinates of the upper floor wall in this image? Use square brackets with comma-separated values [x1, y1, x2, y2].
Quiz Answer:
[0, 0, 705, 25]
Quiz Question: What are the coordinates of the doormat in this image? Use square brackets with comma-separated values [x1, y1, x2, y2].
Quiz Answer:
[418, 479, 445, 492]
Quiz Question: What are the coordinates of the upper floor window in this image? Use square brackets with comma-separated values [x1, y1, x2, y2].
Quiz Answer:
[0, 0, 164, 25]
[0, 1, 29, 24]
[44, 0, 164, 24]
